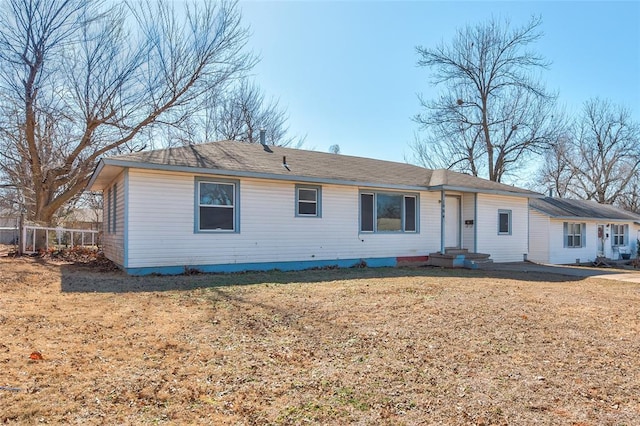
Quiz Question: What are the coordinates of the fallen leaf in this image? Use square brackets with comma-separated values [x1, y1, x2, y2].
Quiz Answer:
[29, 351, 44, 360]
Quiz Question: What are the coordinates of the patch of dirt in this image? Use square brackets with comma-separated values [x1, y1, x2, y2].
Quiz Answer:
[1, 257, 639, 424]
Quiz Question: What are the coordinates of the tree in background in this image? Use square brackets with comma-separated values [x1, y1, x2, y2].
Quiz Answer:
[167, 79, 304, 147]
[537, 98, 640, 207]
[0, 0, 255, 224]
[413, 16, 562, 182]
[534, 135, 575, 198]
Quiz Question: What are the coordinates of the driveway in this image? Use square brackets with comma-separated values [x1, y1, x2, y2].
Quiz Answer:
[486, 262, 640, 283]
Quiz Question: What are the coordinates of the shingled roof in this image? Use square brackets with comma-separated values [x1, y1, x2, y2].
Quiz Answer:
[530, 197, 640, 221]
[88, 140, 540, 197]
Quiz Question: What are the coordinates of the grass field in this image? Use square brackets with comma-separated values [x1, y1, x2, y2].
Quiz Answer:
[1, 255, 639, 425]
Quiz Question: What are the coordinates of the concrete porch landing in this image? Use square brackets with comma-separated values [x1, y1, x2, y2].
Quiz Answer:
[427, 249, 493, 269]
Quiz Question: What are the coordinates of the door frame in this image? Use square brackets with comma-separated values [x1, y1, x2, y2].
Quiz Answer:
[443, 194, 462, 250]
[596, 224, 606, 257]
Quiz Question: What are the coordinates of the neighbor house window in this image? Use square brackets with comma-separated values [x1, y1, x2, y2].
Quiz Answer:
[564, 222, 585, 248]
[296, 185, 321, 217]
[612, 224, 627, 246]
[196, 178, 239, 232]
[498, 210, 511, 235]
[360, 191, 418, 233]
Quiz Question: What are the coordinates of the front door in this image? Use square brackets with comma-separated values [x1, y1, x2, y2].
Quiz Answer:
[597, 224, 605, 257]
[445, 196, 461, 248]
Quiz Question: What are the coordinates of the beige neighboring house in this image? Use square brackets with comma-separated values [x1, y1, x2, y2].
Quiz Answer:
[59, 208, 103, 231]
[87, 140, 541, 275]
[529, 197, 640, 264]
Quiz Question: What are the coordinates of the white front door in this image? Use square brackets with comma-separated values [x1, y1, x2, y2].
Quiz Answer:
[445, 196, 460, 248]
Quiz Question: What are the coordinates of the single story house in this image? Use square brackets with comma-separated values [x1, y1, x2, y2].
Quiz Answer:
[529, 197, 640, 264]
[88, 140, 540, 275]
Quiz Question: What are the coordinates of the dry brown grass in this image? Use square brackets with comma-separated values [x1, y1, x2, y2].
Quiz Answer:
[1, 256, 639, 425]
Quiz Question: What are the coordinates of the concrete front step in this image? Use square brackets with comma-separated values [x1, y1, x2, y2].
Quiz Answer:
[427, 251, 492, 269]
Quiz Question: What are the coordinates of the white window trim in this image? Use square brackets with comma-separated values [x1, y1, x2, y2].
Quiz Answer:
[612, 224, 627, 247]
[564, 222, 585, 248]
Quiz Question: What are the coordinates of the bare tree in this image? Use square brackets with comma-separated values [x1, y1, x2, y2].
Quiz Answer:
[532, 135, 575, 197]
[617, 173, 640, 213]
[165, 78, 303, 147]
[0, 0, 254, 224]
[413, 16, 562, 182]
[564, 99, 640, 205]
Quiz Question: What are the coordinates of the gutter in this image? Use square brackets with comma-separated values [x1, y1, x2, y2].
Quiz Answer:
[88, 159, 542, 197]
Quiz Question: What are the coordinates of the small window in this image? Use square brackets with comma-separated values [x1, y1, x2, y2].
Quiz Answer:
[112, 184, 117, 233]
[564, 222, 585, 248]
[498, 210, 511, 235]
[296, 185, 321, 217]
[612, 224, 627, 246]
[106, 187, 112, 233]
[196, 179, 238, 232]
[360, 191, 418, 233]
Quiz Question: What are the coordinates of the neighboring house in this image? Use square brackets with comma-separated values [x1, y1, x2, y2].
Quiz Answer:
[87, 140, 540, 275]
[0, 215, 19, 245]
[59, 208, 103, 231]
[529, 197, 640, 264]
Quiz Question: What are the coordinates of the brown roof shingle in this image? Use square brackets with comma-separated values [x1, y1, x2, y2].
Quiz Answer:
[530, 197, 640, 221]
[92, 140, 539, 196]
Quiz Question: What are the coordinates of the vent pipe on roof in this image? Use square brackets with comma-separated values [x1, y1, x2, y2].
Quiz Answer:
[260, 129, 266, 145]
[548, 187, 553, 197]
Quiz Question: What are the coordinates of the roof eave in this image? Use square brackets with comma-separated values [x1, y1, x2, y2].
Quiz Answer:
[530, 206, 640, 222]
[97, 159, 430, 192]
[86, 159, 106, 191]
[428, 184, 542, 198]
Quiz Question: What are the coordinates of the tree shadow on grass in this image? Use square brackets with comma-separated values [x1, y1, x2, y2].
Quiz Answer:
[55, 261, 618, 293]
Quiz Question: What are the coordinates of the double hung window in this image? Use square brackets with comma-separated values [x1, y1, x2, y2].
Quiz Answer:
[197, 179, 238, 232]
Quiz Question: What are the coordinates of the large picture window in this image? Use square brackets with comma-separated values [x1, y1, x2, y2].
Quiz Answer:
[196, 179, 238, 232]
[564, 222, 585, 248]
[360, 191, 418, 233]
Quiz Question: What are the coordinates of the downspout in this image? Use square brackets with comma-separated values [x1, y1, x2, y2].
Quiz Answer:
[440, 190, 445, 253]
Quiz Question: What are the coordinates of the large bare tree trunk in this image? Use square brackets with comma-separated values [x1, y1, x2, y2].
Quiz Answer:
[0, 0, 254, 225]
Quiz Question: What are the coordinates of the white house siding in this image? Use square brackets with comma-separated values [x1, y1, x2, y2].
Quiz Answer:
[528, 210, 550, 263]
[631, 224, 640, 259]
[547, 220, 595, 264]
[125, 169, 439, 269]
[461, 192, 475, 252]
[102, 171, 125, 266]
[475, 194, 529, 262]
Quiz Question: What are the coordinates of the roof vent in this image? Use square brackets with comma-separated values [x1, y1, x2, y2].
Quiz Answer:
[260, 129, 266, 145]
[282, 156, 290, 171]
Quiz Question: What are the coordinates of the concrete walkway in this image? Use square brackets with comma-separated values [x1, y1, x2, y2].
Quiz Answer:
[485, 262, 640, 283]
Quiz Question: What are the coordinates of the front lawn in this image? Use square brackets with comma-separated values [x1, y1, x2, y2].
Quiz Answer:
[1, 257, 638, 424]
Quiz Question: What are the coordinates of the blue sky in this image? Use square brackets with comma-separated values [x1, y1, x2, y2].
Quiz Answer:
[239, 1, 640, 176]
